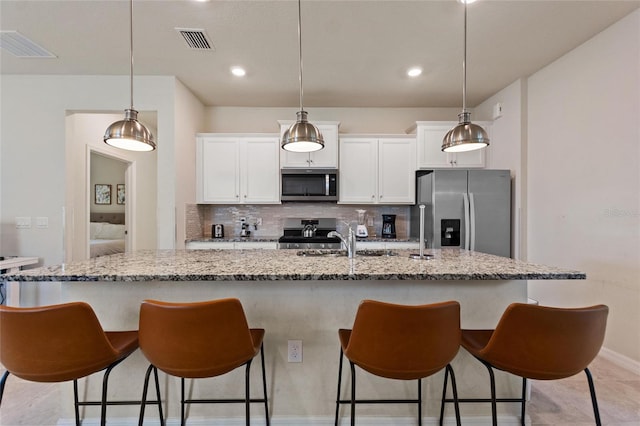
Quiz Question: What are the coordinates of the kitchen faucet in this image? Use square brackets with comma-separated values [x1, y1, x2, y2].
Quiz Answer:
[328, 224, 356, 259]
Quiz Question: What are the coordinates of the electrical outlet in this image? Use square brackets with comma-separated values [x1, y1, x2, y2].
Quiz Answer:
[256, 217, 263, 226]
[288, 340, 302, 363]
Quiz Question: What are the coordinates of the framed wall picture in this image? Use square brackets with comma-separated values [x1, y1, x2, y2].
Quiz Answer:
[95, 184, 112, 205]
[117, 184, 126, 205]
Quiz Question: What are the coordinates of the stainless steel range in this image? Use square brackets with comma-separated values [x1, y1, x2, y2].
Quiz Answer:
[278, 218, 342, 249]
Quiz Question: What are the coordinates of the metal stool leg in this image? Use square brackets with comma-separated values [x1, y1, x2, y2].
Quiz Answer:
[100, 361, 121, 426]
[482, 362, 498, 426]
[418, 378, 423, 426]
[446, 364, 462, 426]
[245, 359, 253, 426]
[181, 377, 186, 426]
[260, 344, 270, 426]
[584, 368, 602, 426]
[0, 370, 9, 405]
[350, 361, 356, 426]
[334, 348, 344, 426]
[521, 377, 527, 426]
[139, 364, 164, 426]
[152, 367, 164, 426]
[73, 379, 81, 426]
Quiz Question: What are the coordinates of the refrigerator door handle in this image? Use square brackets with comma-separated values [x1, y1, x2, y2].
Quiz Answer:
[463, 193, 470, 250]
[469, 192, 476, 251]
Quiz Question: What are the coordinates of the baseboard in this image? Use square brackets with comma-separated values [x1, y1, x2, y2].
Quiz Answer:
[57, 414, 527, 426]
[600, 347, 640, 374]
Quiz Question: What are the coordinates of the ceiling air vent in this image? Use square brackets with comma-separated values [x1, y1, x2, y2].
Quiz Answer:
[175, 28, 214, 51]
[0, 31, 56, 58]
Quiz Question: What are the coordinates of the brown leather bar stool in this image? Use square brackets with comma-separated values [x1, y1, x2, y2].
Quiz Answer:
[334, 300, 461, 426]
[138, 298, 269, 426]
[0, 301, 163, 426]
[441, 303, 608, 426]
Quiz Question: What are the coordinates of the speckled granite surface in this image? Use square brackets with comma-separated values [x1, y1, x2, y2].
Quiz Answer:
[1, 249, 585, 282]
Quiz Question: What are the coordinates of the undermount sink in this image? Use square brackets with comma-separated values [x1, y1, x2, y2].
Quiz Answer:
[296, 249, 397, 257]
[296, 249, 345, 257]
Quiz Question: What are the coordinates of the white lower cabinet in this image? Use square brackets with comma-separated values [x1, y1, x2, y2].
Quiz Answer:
[196, 134, 280, 204]
[339, 136, 416, 204]
[415, 121, 488, 168]
[186, 241, 278, 250]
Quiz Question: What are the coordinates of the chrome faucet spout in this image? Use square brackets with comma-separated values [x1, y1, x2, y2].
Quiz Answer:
[328, 227, 356, 259]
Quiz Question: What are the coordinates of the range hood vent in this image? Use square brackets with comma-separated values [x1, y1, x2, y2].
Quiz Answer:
[175, 28, 214, 50]
[0, 31, 56, 58]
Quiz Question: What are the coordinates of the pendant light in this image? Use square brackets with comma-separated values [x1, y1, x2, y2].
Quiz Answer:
[442, 1, 489, 153]
[104, 0, 155, 152]
[281, 0, 324, 153]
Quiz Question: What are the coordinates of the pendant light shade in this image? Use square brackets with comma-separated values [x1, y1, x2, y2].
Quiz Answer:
[442, 1, 489, 153]
[104, 0, 155, 152]
[104, 109, 155, 152]
[282, 0, 324, 153]
[281, 111, 324, 153]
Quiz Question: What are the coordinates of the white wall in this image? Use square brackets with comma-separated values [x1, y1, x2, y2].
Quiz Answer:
[90, 153, 127, 214]
[0, 75, 177, 267]
[527, 10, 640, 363]
[476, 79, 526, 260]
[205, 106, 459, 134]
[174, 79, 205, 249]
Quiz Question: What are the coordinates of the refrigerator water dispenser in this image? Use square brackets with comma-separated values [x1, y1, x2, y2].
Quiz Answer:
[441, 219, 460, 247]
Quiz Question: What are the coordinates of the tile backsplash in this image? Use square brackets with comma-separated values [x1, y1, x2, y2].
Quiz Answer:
[186, 203, 411, 240]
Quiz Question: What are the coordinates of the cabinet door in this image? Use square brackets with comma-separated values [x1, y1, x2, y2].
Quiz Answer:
[450, 122, 490, 168]
[378, 138, 416, 204]
[308, 124, 338, 168]
[339, 137, 377, 204]
[279, 122, 339, 168]
[417, 123, 455, 168]
[242, 137, 281, 204]
[198, 137, 240, 203]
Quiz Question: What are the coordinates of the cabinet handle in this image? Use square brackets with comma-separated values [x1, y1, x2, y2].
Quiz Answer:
[371, 195, 375, 199]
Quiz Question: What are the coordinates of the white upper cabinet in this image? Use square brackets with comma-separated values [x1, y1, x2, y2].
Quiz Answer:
[415, 121, 489, 168]
[196, 134, 280, 204]
[278, 121, 340, 168]
[339, 136, 416, 204]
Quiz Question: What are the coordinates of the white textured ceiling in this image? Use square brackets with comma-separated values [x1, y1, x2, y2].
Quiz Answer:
[1, 0, 638, 108]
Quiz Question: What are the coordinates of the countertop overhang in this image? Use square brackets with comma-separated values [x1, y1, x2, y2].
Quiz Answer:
[0, 249, 586, 282]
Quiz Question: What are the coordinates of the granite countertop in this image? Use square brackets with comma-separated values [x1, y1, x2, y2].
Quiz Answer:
[186, 237, 416, 243]
[1, 249, 585, 282]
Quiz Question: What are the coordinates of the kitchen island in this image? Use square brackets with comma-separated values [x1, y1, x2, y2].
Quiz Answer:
[2, 249, 584, 425]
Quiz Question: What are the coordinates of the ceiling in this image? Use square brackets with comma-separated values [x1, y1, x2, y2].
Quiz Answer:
[1, 0, 638, 108]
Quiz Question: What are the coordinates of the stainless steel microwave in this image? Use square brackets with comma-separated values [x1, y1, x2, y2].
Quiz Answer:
[281, 169, 338, 202]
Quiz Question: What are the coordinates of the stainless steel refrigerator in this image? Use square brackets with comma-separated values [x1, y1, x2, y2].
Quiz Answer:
[410, 169, 511, 257]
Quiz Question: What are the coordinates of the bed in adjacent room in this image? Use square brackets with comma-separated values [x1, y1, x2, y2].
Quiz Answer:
[89, 213, 125, 257]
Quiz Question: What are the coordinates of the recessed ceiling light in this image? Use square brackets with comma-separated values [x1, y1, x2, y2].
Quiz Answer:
[407, 67, 423, 77]
[458, 0, 477, 4]
[231, 66, 246, 77]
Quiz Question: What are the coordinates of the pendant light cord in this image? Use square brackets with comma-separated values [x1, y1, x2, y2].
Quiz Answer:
[129, 0, 134, 110]
[297, 0, 304, 112]
[462, 1, 467, 113]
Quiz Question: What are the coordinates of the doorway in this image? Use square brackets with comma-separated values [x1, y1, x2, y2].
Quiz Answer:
[65, 111, 157, 262]
[88, 150, 134, 258]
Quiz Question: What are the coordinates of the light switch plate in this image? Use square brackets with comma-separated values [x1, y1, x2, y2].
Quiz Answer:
[36, 217, 49, 228]
[16, 216, 31, 229]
